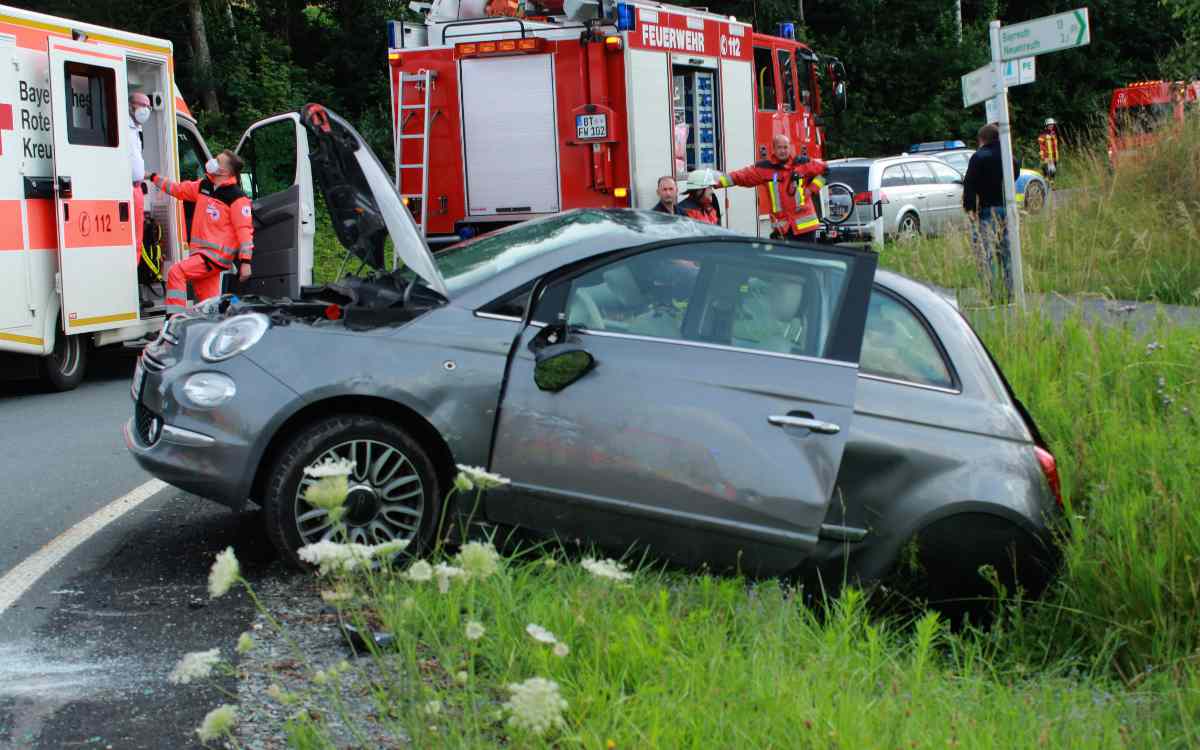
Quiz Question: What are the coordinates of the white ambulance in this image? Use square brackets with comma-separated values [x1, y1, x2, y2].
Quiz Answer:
[0, 5, 214, 390]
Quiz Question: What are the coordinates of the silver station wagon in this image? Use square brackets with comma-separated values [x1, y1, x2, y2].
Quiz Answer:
[126, 107, 1063, 609]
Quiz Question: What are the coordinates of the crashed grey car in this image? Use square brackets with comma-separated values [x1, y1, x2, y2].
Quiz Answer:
[126, 106, 1062, 603]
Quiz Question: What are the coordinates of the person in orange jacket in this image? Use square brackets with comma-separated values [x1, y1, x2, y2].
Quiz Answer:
[149, 149, 253, 311]
[1037, 118, 1059, 181]
[679, 169, 722, 225]
[715, 134, 828, 240]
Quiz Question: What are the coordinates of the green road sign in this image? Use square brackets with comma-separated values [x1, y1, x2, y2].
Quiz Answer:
[1000, 8, 1089, 61]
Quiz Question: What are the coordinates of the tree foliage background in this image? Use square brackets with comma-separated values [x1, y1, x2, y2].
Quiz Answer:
[18, 0, 1200, 161]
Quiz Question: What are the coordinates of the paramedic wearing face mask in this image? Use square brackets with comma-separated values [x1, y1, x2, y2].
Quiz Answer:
[128, 92, 151, 262]
[148, 150, 254, 311]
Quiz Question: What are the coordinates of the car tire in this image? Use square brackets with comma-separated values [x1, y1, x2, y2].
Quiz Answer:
[896, 212, 921, 242]
[41, 329, 88, 391]
[1024, 182, 1046, 214]
[262, 414, 444, 568]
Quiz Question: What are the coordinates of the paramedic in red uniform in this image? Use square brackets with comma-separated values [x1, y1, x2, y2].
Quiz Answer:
[716, 135, 828, 241]
[149, 149, 253, 311]
[127, 92, 151, 262]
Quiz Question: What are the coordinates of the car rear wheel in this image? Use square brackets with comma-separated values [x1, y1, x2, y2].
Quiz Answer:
[896, 212, 921, 242]
[262, 415, 443, 568]
[1023, 182, 1046, 214]
[41, 329, 88, 391]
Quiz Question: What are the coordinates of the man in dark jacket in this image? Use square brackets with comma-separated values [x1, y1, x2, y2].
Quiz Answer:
[652, 176, 686, 215]
[962, 123, 1011, 301]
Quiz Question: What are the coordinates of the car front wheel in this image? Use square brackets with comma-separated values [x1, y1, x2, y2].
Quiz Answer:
[262, 415, 443, 567]
[1023, 182, 1047, 214]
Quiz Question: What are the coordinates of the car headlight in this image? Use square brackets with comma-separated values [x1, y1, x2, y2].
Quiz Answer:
[182, 372, 237, 407]
[201, 313, 270, 362]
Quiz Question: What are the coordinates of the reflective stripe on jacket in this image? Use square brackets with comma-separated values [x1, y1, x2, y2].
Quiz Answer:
[1038, 133, 1059, 162]
[152, 174, 254, 268]
[717, 157, 827, 236]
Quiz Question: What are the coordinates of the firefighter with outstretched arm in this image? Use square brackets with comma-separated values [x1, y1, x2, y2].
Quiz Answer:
[148, 150, 253, 312]
[713, 134, 828, 241]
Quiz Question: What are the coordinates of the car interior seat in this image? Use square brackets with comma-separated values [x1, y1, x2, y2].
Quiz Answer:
[759, 279, 807, 354]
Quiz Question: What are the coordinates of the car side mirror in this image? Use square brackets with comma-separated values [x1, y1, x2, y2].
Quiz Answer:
[534, 344, 595, 392]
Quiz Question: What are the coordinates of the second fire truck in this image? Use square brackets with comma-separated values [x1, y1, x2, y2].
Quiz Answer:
[386, 0, 847, 242]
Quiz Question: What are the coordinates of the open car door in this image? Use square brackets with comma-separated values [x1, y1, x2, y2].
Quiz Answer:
[488, 237, 876, 576]
[233, 113, 316, 298]
[47, 39, 139, 334]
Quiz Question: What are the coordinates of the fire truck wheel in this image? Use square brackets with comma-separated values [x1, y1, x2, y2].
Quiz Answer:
[897, 212, 921, 242]
[41, 331, 88, 391]
[262, 414, 444, 569]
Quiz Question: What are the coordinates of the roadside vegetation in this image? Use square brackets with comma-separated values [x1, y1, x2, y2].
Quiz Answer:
[879, 119, 1200, 305]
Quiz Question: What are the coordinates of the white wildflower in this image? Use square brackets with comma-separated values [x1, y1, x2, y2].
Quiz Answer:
[434, 563, 465, 594]
[455, 464, 511, 490]
[320, 588, 353, 604]
[298, 539, 410, 574]
[168, 648, 221, 685]
[303, 475, 349, 512]
[455, 670, 469, 685]
[465, 621, 486, 641]
[208, 547, 240, 598]
[456, 541, 501, 579]
[304, 457, 356, 478]
[401, 596, 417, 611]
[581, 557, 633, 582]
[196, 704, 237, 743]
[553, 642, 570, 658]
[406, 559, 434, 582]
[313, 669, 329, 686]
[542, 557, 558, 568]
[453, 472, 474, 493]
[525, 623, 557, 644]
[236, 632, 254, 655]
[503, 677, 568, 736]
[424, 700, 443, 716]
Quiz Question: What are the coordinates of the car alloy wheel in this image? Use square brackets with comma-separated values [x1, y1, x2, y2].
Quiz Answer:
[263, 415, 442, 567]
[897, 213, 921, 242]
[294, 439, 425, 546]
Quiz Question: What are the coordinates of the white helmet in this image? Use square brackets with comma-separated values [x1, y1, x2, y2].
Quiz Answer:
[685, 168, 718, 193]
[1044, 117, 1056, 126]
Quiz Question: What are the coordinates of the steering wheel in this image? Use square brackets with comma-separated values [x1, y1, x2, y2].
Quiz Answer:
[567, 288, 605, 330]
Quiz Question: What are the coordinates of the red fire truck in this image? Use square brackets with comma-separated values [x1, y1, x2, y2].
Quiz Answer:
[1108, 80, 1200, 167]
[386, 0, 846, 242]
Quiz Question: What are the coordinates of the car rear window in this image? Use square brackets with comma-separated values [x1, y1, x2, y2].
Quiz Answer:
[826, 165, 870, 193]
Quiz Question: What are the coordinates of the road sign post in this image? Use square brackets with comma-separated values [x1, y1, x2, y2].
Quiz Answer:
[961, 8, 1089, 309]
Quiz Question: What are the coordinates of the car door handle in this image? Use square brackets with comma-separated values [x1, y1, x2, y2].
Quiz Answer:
[768, 414, 841, 435]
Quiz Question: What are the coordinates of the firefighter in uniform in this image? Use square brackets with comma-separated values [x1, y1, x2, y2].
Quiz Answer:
[1037, 118, 1059, 181]
[715, 135, 828, 241]
[679, 168, 721, 225]
[149, 149, 253, 311]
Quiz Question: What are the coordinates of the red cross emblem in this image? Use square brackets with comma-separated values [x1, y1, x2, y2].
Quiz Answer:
[0, 103, 13, 156]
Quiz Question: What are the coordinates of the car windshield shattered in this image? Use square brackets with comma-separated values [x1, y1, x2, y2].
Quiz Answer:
[428, 209, 732, 296]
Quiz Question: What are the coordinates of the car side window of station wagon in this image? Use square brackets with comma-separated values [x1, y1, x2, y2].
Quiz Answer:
[860, 289, 956, 390]
[554, 242, 852, 360]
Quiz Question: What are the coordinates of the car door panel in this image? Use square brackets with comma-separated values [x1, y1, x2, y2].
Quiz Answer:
[487, 240, 877, 574]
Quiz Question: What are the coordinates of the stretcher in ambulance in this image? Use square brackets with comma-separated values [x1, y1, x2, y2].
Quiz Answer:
[0, 4, 219, 390]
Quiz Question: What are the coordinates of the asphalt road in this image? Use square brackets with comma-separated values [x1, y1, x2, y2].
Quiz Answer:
[0, 353, 281, 749]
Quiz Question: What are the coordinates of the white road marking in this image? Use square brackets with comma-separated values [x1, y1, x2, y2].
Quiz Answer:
[0, 479, 167, 615]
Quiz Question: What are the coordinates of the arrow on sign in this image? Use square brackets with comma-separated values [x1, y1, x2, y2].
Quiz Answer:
[1000, 7, 1090, 61]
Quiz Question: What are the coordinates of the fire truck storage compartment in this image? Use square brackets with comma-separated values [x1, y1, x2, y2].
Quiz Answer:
[671, 61, 720, 175]
[460, 53, 560, 217]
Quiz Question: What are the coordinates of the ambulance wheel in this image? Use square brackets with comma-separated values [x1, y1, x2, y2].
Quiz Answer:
[262, 415, 443, 568]
[41, 331, 88, 391]
[897, 212, 921, 242]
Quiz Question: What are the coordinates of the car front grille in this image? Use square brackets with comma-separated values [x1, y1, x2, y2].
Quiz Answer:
[135, 402, 162, 446]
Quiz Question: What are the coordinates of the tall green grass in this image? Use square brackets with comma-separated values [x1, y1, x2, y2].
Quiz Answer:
[881, 120, 1200, 304]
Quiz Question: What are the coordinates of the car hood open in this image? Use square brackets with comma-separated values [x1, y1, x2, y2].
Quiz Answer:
[299, 104, 449, 298]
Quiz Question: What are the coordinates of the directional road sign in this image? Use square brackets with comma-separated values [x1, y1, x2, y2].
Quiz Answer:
[1000, 8, 1089, 61]
[962, 65, 999, 107]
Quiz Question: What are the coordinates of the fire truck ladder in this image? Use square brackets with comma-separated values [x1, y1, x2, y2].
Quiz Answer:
[397, 69, 437, 237]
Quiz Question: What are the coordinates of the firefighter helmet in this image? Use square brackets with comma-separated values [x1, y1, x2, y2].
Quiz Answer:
[1044, 117, 1056, 126]
[684, 168, 719, 193]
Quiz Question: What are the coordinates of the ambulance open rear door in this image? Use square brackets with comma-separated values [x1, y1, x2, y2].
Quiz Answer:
[46, 39, 140, 336]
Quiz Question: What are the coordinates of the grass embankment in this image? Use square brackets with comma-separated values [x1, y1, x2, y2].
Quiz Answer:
[880, 121, 1200, 304]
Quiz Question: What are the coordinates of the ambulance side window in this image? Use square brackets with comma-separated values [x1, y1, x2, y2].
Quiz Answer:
[239, 119, 298, 200]
[64, 63, 118, 148]
[754, 47, 777, 111]
[177, 127, 207, 181]
[777, 50, 797, 112]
